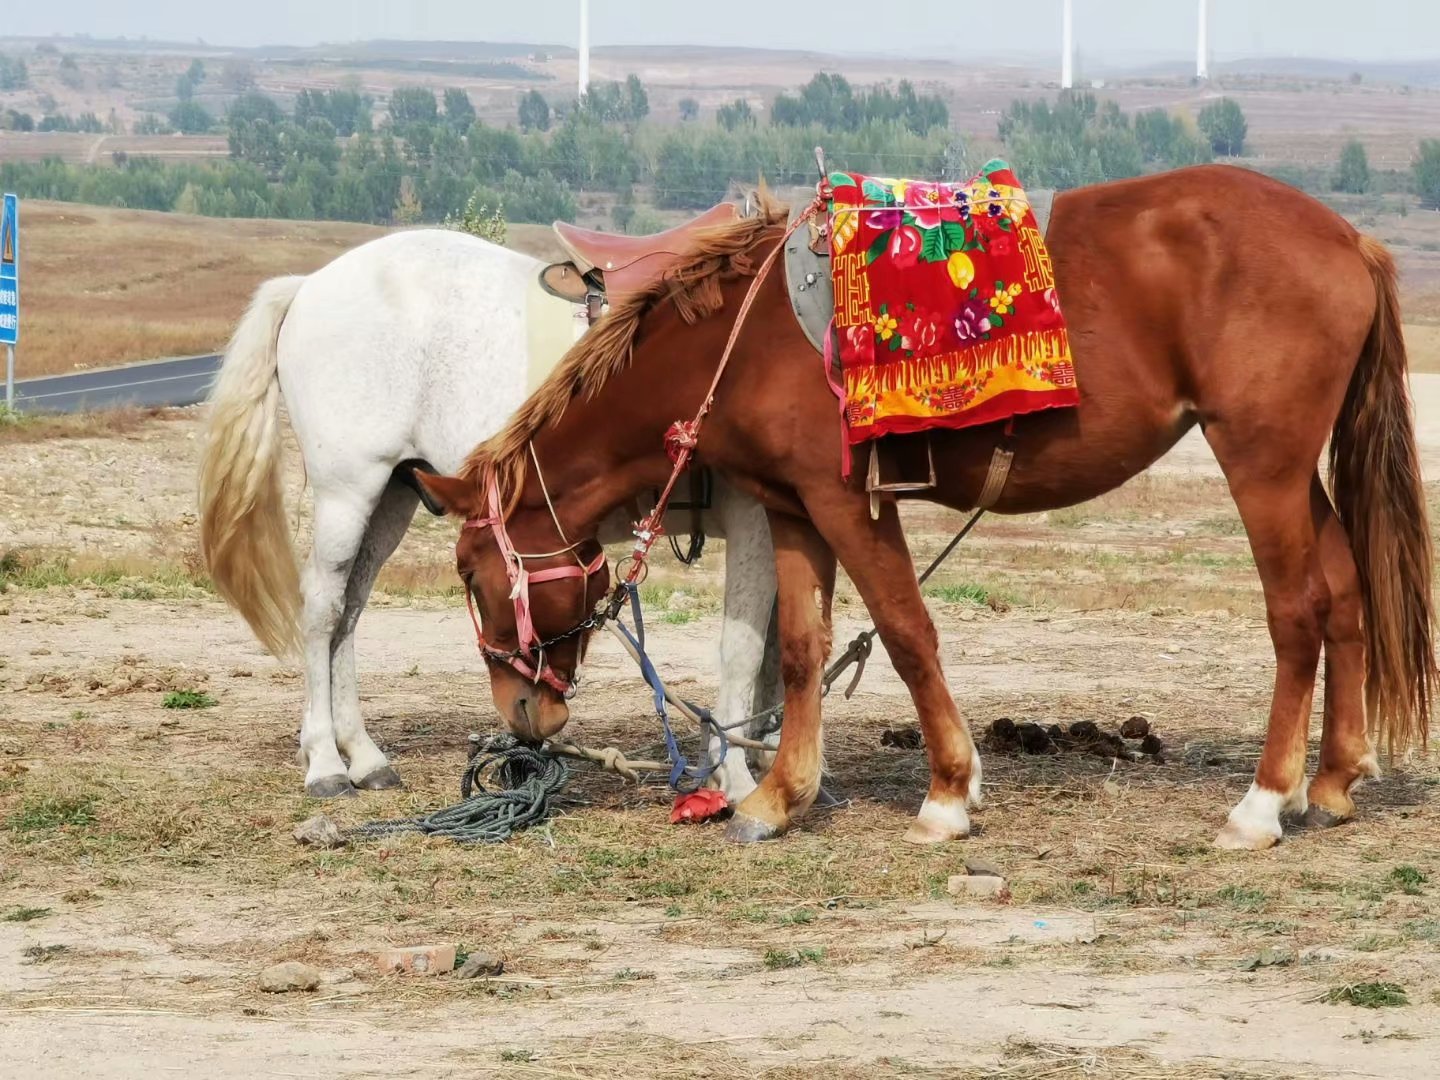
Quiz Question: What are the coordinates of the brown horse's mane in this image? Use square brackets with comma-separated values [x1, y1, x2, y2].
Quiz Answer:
[460, 188, 791, 512]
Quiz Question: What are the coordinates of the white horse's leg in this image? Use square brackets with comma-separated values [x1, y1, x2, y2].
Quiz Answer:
[331, 481, 419, 789]
[710, 485, 777, 803]
[298, 473, 391, 798]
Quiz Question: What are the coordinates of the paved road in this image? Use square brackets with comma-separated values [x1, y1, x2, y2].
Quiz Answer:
[10, 353, 221, 414]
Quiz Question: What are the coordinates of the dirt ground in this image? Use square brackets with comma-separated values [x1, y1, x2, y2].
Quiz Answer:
[3, 392, 1440, 1078]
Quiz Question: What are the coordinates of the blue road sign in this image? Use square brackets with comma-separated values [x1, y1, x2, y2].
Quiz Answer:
[0, 194, 17, 346]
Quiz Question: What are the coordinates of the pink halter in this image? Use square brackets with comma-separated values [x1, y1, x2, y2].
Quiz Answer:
[462, 469, 606, 697]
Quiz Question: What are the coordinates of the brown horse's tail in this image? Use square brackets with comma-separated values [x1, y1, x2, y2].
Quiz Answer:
[1328, 235, 1436, 756]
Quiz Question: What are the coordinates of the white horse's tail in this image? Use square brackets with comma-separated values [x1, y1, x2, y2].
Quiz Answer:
[198, 275, 306, 658]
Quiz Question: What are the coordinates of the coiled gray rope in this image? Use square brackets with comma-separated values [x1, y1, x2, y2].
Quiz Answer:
[343, 735, 570, 844]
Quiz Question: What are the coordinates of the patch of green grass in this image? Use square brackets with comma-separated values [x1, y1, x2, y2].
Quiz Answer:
[499, 1049, 536, 1063]
[7, 795, 98, 833]
[0, 552, 210, 599]
[764, 947, 825, 970]
[1216, 884, 1269, 913]
[1390, 865, 1428, 895]
[923, 582, 992, 606]
[661, 609, 698, 626]
[162, 690, 217, 710]
[777, 908, 816, 926]
[1323, 982, 1409, 1008]
[3, 907, 52, 923]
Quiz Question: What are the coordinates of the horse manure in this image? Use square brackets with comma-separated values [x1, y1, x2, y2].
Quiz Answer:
[1016, 722, 1058, 755]
[880, 726, 924, 750]
[991, 717, 1017, 739]
[1121, 716, 1151, 739]
[986, 715, 1164, 765]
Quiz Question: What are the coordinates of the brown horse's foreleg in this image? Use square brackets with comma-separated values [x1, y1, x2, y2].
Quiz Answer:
[1213, 467, 1327, 850]
[805, 493, 981, 844]
[726, 512, 836, 843]
[1307, 477, 1381, 826]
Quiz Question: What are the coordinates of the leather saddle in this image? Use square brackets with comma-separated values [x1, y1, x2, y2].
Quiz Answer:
[540, 202, 740, 325]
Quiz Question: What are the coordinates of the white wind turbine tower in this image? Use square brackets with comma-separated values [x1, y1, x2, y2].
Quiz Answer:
[1061, 0, 1074, 89]
[1197, 0, 1210, 80]
[578, 0, 591, 101]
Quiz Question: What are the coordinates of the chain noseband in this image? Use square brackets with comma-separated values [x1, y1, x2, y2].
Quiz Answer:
[462, 450, 606, 697]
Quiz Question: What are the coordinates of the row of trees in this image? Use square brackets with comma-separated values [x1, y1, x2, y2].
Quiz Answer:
[0, 55, 27, 90]
[999, 93, 1215, 190]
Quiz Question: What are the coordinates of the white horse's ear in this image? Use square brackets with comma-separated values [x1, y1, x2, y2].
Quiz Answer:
[413, 471, 480, 519]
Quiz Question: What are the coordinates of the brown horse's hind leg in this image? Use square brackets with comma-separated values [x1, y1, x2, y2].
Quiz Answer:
[726, 512, 836, 843]
[1307, 477, 1381, 826]
[1210, 459, 1328, 850]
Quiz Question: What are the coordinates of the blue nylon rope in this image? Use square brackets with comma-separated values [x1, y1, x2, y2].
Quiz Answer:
[613, 581, 726, 794]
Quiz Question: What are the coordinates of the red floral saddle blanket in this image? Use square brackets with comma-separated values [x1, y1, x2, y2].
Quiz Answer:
[829, 159, 1078, 444]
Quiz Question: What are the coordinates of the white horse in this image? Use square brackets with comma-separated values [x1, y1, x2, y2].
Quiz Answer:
[197, 228, 779, 800]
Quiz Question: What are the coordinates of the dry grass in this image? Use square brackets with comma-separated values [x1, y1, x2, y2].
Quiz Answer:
[480, 1034, 1298, 1079]
[0, 404, 177, 445]
[13, 202, 569, 380]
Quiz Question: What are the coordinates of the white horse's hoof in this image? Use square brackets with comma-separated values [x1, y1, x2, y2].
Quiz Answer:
[306, 774, 358, 799]
[355, 765, 404, 791]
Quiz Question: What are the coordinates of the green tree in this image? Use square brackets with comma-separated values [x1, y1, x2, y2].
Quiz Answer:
[717, 99, 755, 131]
[1135, 109, 1175, 161]
[1416, 140, 1440, 210]
[678, 97, 699, 122]
[443, 88, 476, 132]
[612, 185, 636, 231]
[0, 55, 28, 91]
[229, 92, 284, 125]
[58, 54, 83, 90]
[1197, 98, 1247, 156]
[186, 59, 206, 84]
[389, 86, 437, 126]
[168, 101, 214, 134]
[443, 189, 507, 245]
[517, 89, 551, 132]
[623, 74, 649, 122]
[1334, 139, 1371, 194]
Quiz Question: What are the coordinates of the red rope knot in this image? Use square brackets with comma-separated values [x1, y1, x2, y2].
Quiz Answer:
[664, 419, 700, 465]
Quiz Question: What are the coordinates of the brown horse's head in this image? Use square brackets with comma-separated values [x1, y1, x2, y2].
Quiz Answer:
[414, 471, 610, 744]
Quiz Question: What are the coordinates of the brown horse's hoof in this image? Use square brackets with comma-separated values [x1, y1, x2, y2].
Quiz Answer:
[355, 765, 404, 791]
[725, 813, 783, 844]
[1303, 804, 1351, 830]
[305, 774, 358, 800]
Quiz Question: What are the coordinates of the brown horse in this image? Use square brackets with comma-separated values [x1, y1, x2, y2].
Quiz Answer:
[418, 164, 1434, 851]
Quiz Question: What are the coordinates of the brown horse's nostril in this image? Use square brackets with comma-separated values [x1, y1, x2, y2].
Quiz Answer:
[513, 697, 541, 745]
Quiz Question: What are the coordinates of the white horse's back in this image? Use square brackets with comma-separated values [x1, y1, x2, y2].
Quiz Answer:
[279, 229, 543, 476]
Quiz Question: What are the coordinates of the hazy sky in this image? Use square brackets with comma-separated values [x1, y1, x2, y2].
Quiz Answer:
[4, 1, 1438, 63]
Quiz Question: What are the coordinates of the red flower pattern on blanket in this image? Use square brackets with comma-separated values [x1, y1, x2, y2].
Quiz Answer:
[829, 160, 1079, 443]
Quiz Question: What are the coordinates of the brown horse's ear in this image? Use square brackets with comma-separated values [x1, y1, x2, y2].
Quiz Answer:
[413, 471, 481, 519]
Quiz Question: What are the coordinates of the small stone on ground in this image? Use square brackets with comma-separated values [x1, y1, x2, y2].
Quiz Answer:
[455, 952, 504, 979]
[375, 944, 456, 976]
[293, 814, 344, 848]
[947, 873, 1010, 899]
[258, 961, 321, 993]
